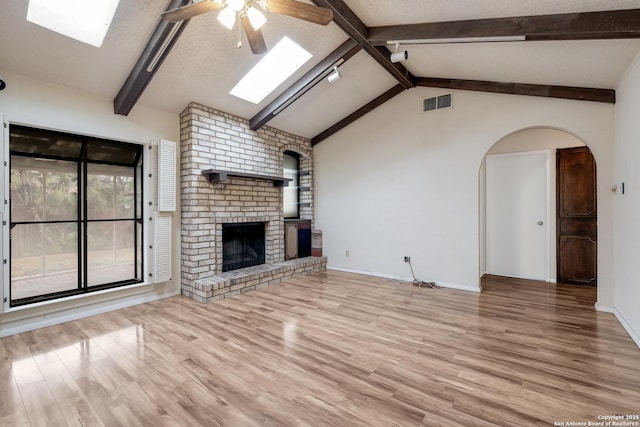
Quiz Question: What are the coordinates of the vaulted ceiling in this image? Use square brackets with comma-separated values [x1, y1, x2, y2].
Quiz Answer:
[1, 0, 640, 142]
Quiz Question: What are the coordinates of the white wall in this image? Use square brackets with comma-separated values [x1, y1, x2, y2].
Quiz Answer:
[613, 54, 640, 347]
[488, 128, 585, 154]
[481, 128, 585, 282]
[314, 88, 615, 305]
[0, 70, 181, 336]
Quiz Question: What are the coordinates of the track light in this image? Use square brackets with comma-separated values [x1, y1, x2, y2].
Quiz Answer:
[390, 43, 408, 63]
[327, 66, 341, 84]
[390, 51, 408, 63]
[146, 21, 184, 72]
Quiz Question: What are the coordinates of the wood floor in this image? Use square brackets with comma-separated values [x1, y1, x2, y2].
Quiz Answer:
[1, 271, 639, 426]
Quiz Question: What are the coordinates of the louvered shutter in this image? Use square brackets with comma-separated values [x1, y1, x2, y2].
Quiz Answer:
[157, 139, 176, 212]
[152, 212, 172, 283]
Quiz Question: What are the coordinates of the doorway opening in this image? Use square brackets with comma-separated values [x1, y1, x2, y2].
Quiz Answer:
[480, 128, 597, 287]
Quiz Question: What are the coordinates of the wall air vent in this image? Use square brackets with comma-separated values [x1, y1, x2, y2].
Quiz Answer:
[423, 93, 452, 112]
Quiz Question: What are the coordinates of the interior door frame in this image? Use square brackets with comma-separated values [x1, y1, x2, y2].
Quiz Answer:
[485, 150, 552, 282]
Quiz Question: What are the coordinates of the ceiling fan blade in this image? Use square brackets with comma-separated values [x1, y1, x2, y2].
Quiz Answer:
[161, 0, 224, 22]
[267, 0, 333, 25]
[241, 15, 267, 54]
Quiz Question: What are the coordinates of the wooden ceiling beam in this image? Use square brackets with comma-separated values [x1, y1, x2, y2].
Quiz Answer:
[312, 0, 415, 89]
[311, 78, 614, 146]
[249, 39, 361, 130]
[367, 9, 640, 46]
[114, 0, 191, 116]
[415, 77, 615, 104]
[311, 84, 406, 145]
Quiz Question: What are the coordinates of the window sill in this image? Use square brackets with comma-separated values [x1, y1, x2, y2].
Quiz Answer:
[4, 281, 153, 313]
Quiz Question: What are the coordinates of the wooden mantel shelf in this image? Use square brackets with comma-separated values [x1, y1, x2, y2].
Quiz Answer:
[202, 169, 291, 187]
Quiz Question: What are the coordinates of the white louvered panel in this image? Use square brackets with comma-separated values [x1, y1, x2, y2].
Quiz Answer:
[157, 139, 176, 212]
[152, 143, 159, 208]
[152, 213, 172, 283]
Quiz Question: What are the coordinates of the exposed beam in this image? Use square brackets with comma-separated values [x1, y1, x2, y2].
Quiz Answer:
[312, 0, 415, 89]
[114, 0, 191, 116]
[312, 77, 613, 146]
[415, 77, 615, 104]
[249, 39, 361, 130]
[311, 84, 406, 145]
[368, 9, 640, 46]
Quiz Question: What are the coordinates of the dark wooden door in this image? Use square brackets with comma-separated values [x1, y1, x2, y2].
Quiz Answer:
[557, 147, 597, 285]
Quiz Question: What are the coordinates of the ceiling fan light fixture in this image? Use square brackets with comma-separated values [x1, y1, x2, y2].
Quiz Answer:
[228, 0, 245, 12]
[247, 6, 266, 30]
[217, 6, 236, 30]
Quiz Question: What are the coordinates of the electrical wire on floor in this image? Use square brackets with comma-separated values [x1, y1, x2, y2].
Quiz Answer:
[408, 258, 440, 288]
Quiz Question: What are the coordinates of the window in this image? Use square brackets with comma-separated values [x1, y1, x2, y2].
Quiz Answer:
[230, 37, 313, 104]
[9, 125, 143, 306]
[27, 0, 121, 47]
[283, 151, 300, 219]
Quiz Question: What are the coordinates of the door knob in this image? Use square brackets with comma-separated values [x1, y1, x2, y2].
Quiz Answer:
[537, 221, 544, 226]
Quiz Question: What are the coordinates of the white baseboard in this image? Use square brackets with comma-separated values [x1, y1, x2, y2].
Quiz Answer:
[328, 265, 406, 281]
[594, 302, 614, 313]
[614, 308, 640, 350]
[0, 289, 180, 338]
[327, 266, 481, 293]
[436, 281, 482, 293]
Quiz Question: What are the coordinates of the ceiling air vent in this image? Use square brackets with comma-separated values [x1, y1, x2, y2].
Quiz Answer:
[423, 93, 452, 112]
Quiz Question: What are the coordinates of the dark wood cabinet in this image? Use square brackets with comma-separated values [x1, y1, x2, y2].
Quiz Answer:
[557, 147, 597, 285]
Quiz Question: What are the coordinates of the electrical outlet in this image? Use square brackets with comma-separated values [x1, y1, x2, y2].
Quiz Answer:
[404, 256, 410, 263]
[345, 250, 350, 257]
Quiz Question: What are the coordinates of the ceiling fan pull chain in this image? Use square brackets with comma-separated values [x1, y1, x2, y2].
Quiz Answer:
[236, 13, 243, 49]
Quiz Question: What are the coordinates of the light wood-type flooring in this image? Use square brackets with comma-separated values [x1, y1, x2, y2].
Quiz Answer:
[1, 270, 639, 426]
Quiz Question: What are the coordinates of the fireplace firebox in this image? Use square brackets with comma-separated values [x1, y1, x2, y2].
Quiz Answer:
[222, 222, 266, 272]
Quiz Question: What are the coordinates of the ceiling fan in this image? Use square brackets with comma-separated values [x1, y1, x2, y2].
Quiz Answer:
[162, 0, 333, 55]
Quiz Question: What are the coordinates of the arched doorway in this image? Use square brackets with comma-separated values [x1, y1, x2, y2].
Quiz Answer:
[480, 128, 597, 286]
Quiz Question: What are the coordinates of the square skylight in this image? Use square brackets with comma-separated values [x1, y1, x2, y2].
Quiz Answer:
[27, 0, 120, 48]
[230, 37, 313, 104]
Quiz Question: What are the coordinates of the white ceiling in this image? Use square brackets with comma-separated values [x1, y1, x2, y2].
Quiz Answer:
[1, 0, 640, 139]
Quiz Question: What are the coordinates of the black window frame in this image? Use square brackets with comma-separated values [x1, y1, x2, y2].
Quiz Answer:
[8, 125, 144, 307]
[283, 150, 300, 220]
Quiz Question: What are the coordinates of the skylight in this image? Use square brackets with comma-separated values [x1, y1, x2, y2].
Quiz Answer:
[27, 0, 120, 48]
[230, 37, 313, 104]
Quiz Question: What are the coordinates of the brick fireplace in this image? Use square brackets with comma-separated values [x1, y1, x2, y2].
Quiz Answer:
[180, 103, 325, 302]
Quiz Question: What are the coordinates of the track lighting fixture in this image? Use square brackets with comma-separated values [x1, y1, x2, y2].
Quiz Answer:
[386, 35, 526, 45]
[327, 66, 341, 84]
[390, 43, 408, 63]
[390, 50, 408, 63]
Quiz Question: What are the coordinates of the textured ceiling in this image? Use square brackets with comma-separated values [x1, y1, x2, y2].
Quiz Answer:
[138, 5, 348, 122]
[403, 39, 640, 88]
[1, 0, 640, 139]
